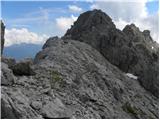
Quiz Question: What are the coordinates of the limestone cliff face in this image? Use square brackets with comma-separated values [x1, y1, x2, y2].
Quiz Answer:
[1, 20, 5, 54]
[65, 9, 159, 97]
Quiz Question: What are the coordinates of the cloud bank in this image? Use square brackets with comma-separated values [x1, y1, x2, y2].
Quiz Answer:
[5, 28, 48, 47]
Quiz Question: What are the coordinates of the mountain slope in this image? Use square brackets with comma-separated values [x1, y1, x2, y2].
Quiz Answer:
[2, 38, 158, 118]
[64, 9, 159, 97]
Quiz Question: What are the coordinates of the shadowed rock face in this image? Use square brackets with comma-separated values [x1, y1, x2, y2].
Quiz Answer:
[64, 9, 159, 97]
[1, 20, 5, 54]
[122, 24, 159, 97]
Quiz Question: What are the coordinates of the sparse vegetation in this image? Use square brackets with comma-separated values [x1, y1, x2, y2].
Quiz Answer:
[50, 70, 63, 89]
[122, 102, 138, 117]
[122, 101, 156, 118]
[51, 71, 62, 81]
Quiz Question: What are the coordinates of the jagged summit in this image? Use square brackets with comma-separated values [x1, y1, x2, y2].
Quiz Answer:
[123, 24, 152, 39]
[123, 24, 140, 36]
[143, 30, 151, 36]
[64, 9, 159, 97]
[65, 9, 116, 40]
[72, 9, 114, 28]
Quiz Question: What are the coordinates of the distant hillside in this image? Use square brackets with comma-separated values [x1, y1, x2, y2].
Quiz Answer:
[3, 43, 42, 60]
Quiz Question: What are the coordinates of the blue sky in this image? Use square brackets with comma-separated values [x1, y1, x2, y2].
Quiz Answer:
[146, 1, 159, 14]
[2, 1, 91, 33]
[1, 0, 159, 47]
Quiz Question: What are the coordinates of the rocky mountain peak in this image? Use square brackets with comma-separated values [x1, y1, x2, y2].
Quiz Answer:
[123, 23, 141, 37]
[64, 9, 159, 97]
[143, 30, 151, 36]
[65, 9, 116, 40]
[75, 9, 114, 27]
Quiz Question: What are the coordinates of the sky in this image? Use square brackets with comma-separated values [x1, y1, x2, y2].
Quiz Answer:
[1, 0, 159, 47]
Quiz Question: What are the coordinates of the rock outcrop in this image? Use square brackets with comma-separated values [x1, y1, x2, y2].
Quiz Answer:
[1, 9, 159, 119]
[2, 57, 16, 69]
[1, 38, 159, 119]
[65, 9, 159, 97]
[1, 20, 5, 54]
[122, 24, 159, 97]
[12, 58, 35, 76]
[1, 62, 15, 86]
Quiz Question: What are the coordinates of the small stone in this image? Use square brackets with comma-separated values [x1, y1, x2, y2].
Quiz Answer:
[31, 101, 42, 110]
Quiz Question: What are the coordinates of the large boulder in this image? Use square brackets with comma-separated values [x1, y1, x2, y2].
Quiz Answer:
[1, 62, 15, 86]
[1, 20, 5, 54]
[64, 9, 159, 97]
[12, 58, 35, 76]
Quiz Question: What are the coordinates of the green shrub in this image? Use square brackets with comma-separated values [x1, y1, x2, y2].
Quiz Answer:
[122, 102, 138, 116]
[51, 71, 62, 81]
[50, 70, 63, 89]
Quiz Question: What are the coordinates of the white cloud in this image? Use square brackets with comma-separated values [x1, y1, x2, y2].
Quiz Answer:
[114, 19, 131, 30]
[90, 1, 159, 41]
[68, 5, 83, 13]
[90, 1, 148, 21]
[90, 4, 100, 9]
[5, 28, 48, 47]
[56, 15, 78, 32]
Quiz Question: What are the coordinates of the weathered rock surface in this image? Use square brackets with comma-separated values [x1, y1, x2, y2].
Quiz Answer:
[123, 24, 159, 97]
[1, 20, 5, 54]
[64, 9, 159, 97]
[1, 62, 15, 86]
[12, 58, 35, 76]
[2, 57, 16, 69]
[1, 38, 158, 119]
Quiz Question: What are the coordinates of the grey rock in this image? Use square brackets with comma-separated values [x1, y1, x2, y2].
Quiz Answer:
[1, 93, 18, 118]
[33, 38, 158, 118]
[2, 57, 16, 69]
[64, 9, 159, 97]
[1, 62, 15, 86]
[12, 58, 35, 76]
[123, 24, 159, 97]
[41, 99, 71, 119]
[31, 101, 42, 110]
[1, 87, 42, 119]
[1, 38, 158, 118]
[64, 10, 137, 73]
[1, 20, 5, 54]
[42, 36, 60, 49]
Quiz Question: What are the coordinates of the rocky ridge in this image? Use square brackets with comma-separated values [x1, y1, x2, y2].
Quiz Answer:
[1, 9, 159, 119]
[65, 9, 159, 97]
